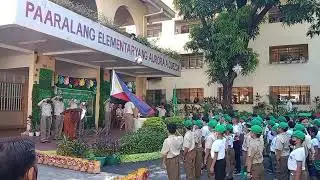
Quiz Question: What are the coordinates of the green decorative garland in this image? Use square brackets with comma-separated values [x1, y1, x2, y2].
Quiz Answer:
[39, 69, 54, 89]
[99, 69, 111, 127]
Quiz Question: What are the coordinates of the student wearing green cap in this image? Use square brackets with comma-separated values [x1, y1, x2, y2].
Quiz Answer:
[225, 124, 235, 180]
[287, 130, 308, 180]
[194, 120, 203, 179]
[275, 122, 291, 180]
[183, 120, 196, 179]
[269, 124, 279, 174]
[306, 126, 319, 179]
[294, 123, 314, 162]
[313, 119, 320, 156]
[246, 125, 264, 180]
[242, 123, 251, 170]
[210, 125, 226, 180]
[161, 123, 183, 180]
[232, 116, 242, 175]
[204, 120, 217, 179]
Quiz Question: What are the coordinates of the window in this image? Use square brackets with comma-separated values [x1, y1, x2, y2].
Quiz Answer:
[270, 86, 310, 105]
[218, 87, 254, 104]
[0, 82, 23, 111]
[270, 44, 308, 64]
[175, 21, 190, 34]
[146, 89, 166, 106]
[176, 88, 204, 104]
[268, 7, 283, 23]
[147, 23, 162, 37]
[181, 54, 204, 69]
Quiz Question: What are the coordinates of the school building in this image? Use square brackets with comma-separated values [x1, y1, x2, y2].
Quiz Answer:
[146, 0, 320, 112]
[0, 0, 180, 132]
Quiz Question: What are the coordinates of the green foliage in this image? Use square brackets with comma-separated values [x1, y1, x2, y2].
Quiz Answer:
[99, 69, 110, 127]
[120, 152, 162, 163]
[163, 116, 184, 128]
[56, 136, 88, 158]
[142, 117, 166, 131]
[120, 128, 167, 154]
[39, 69, 53, 89]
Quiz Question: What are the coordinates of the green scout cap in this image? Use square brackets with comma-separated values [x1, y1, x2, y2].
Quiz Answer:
[269, 116, 276, 121]
[294, 123, 305, 131]
[278, 122, 288, 129]
[183, 120, 193, 128]
[272, 124, 279, 132]
[292, 130, 305, 141]
[240, 116, 247, 122]
[250, 125, 263, 134]
[226, 124, 233, 133]
[224, 114, 232, 122]
[194, 120, 203, 128]
[215, 124, 226, 133]
[313, 119, 320, 127]
[214, 115, 221, 120]
[268, 120, 276, 127]
[278, 116, 287, 123]
[250, 119, 262, 126]
[298, 112, 312, 117]
[208, 120, 218, 128]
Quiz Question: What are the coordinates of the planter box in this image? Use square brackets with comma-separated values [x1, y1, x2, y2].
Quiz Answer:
[106, 154, 120, 165]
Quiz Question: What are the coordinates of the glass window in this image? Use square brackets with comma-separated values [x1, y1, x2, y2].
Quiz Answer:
[269, 86, 310, 105]
[176, 88, 204, 104]
[181, 54, 204, 69]
[147, 23, 162, 37]
[146, 89, 166, 106]
[270, 44, 308, 64]
[175, 21, 190, 34]
[218, 87, 254, 104]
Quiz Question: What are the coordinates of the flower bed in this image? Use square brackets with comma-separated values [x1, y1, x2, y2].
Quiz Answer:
[120, 152, 161, 163]
[36, 152, 100, 174]
[114, 168, 149, 180]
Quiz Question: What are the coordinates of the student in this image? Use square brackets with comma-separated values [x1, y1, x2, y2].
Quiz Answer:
[225, 124, 235, 180]
[210, 124, 227, 180]
[183, 120, 196, 180]
[287, 120, 296, 136]
[294, 124, 314, 161]
[161, 123, 183, 180]
[307, 126, 319, 180]
[194, 120, 203, 179]
[275, 122, 291, 180]
[0, 137, 38, 180]
[201, 115, 211, 140]
[246, 125, 264, 180]
[269, 124, 278, 174]
[204, 119, 218, 180]
[232, 117, 241, 174]
[242, 123, 251, 170]
[313, 119, 320, 158]
[287, 130, 308, 180]
[38, 98, 53, 143]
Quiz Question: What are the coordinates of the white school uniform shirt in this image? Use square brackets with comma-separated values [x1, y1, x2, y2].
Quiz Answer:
[316, 131, 320, 144]
[156, 107, 166, 117]
[267, 131, 274, 143]
[201, 125, 210, 139]
[39, 101, 52, 117]
[270, 136, 277, 152]
[311, 137, 319, 149]
[52, 100, 64, 116]
[233, 123, 241, 141]
[287, 147, 306, 171]
[287, 129, 294, 136]
[210, 138, 226, 160]
[226, 134, 234, 148]
[124, 101, 135, 114]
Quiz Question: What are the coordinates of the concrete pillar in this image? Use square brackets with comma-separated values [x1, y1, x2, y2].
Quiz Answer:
[95, 69, 101, 128]
[135, 77, 147, 99]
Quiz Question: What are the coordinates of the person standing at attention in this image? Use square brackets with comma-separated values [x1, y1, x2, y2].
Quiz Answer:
[116, 104, 124, 130]
[209, 124, 227, 180]
[161, 123, 183, 180]
[232, 117, 241, 175]
[183, 120, 196, 180]
[275, 122, 291, 180]
[38, 98, 52, 143]
[246, 125, 265, 180]
[204, 119, 217, 180]
[288, 130, 308, 180]
[51, 96, 65, 140]
[194, 120, 203, 179]
[123, 101, 135, 133]
[156, 104, 167, 119]
[225, 124, 235, 180]
[104, 99, 112, 135]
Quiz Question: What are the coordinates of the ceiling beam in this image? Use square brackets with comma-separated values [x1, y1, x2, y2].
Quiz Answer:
[0, 43, 33, 54]
[105, 66, 146, 70]
[137, 74, 171, 77]
[116, 71, 136, 77]
[42, 49, 96, 56]
[55, 57, 99, 69]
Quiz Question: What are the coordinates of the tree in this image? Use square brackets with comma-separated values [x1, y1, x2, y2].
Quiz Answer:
[173, 0, 320, 110]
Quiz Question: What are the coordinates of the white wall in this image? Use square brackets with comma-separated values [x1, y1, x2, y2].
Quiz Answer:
[147, 3, 320, 112]
[0, 55, 33, 69]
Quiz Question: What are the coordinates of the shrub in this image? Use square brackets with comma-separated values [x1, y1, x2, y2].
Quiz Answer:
[120, 152, 161, 163]
[142, 117, 166, 131]
[164, 116, 184, 128]
[56, 136, 88, 158]
[120, 128, 167, 154]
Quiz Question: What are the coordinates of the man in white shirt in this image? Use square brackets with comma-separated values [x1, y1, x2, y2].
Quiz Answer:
[124, 101, 135, 133]
[232, 117, 242, 174]
[156, 105, 167, 118]
[51, 96, 65, 140]
[38, 98, 53, 143]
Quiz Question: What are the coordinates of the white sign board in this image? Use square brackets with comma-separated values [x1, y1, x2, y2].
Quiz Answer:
[13, 0, 181, 76]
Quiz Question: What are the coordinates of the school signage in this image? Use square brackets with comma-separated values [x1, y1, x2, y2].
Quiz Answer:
[13, 0, 181, 76]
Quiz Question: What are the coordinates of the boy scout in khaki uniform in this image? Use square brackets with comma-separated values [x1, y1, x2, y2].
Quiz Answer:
[204, 120, 217, 180]
[183, 120, 196, 180]
[225, 124, 235, 180]
[247, 125, 265, 180]
[275, 122, 291, 180]
[161, 123, 183, 180]
[194, 120, 203, 179]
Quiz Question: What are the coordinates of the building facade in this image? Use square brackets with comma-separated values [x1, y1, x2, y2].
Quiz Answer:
[147, 0, 320, 112]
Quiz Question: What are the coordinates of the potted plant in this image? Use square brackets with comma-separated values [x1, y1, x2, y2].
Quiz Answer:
[35, 122, 40, 136]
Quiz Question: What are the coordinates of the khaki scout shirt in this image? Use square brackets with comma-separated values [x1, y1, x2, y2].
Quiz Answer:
[242, 133, 251, 151]
[194, 129, 202, 148]
[161, 135, 183, 158]
[247, 137, 264, 164]
[183, 130, 196, 152]
[205, 133, 216, 150]
[275, 132, 291, 156]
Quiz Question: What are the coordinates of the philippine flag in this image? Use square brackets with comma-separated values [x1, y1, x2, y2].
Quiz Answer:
[110, 70, 155, 116]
